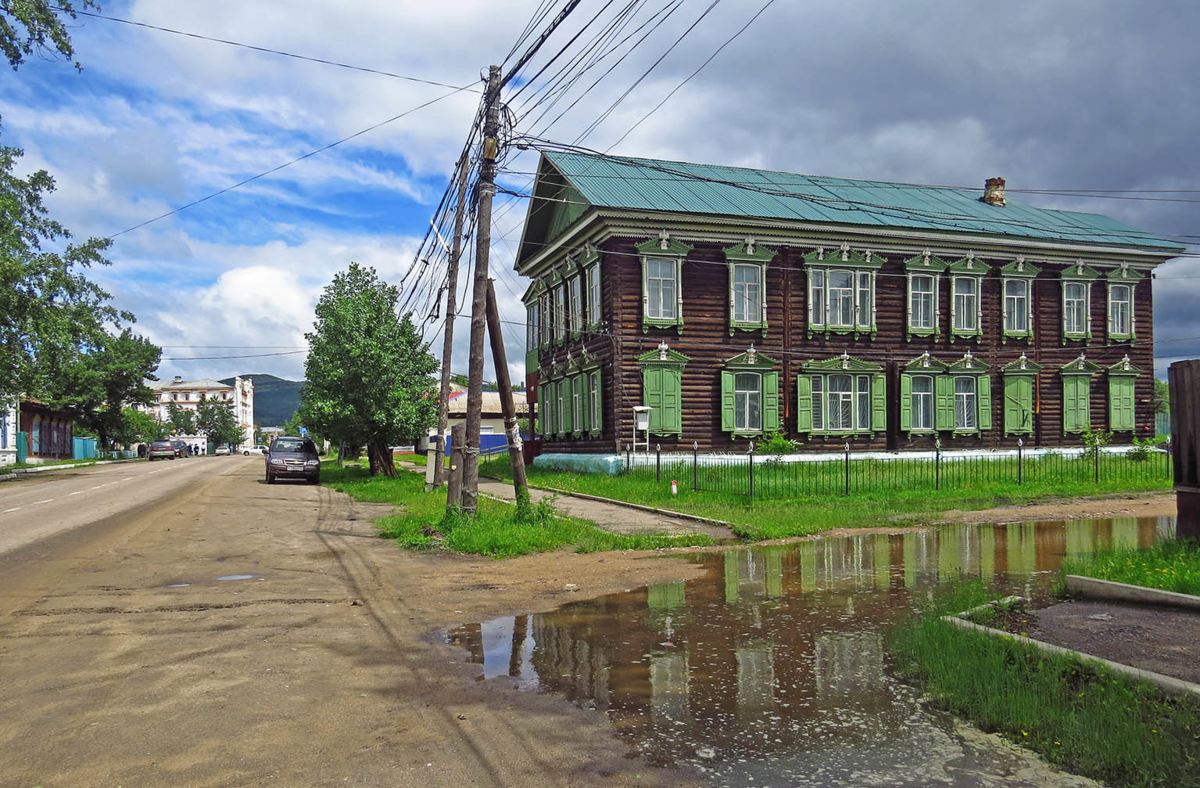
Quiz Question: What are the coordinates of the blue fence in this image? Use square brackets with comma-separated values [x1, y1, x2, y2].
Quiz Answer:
[1157, 412, 1171, 437]
[72, 436, 97, 460]
[442, 434, 510, 457]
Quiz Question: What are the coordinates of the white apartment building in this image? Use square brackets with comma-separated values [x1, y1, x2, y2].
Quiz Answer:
[0, 402, 17, 466]
[142, 376, 254, 449]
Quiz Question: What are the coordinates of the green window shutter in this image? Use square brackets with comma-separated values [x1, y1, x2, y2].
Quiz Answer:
[871, 374, 886, 432]
[978, 374, 992, 431]
[899, 374, 912, 432]
[720, 370, 735, 432]
[663, 368, 682, 435]
[593, 370, 603, 434]
[1064, 376, 1090, 434]
[644, 368, 662, 433]
[562, 377, 573, 434]
[1062, 377, 1076, 434]
[575, 375, 586, 433]
[763, 371, 780, 432]
[935, 375, 955, 431]
[1109, 376, 1134, 431]
[795, 374, 813, 433]
[545, 382, 556, 434]
[1003, 376, 1032, 435]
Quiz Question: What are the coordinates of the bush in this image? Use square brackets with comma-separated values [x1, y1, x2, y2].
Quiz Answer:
[757, 430, 797, 455]
[1127, 435, 1167, 463]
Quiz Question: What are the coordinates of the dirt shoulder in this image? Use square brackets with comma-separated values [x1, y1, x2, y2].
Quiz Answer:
[934, 491, 1176, 525]
[0, 462, 706, 787]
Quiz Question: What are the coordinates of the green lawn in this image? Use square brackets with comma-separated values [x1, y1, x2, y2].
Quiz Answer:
[320, 464, 715, 558]
[479, 453, 1171, 541]
[1063, 539, 1200, 596]
[890, 582, 1200, 788]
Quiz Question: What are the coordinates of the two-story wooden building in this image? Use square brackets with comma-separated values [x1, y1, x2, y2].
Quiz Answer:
[515, 151, 1181, 454]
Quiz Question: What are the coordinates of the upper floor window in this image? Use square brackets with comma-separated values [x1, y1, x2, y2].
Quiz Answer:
[569, 275, 583, 335]
[637, 233, 690, 333]
[539, 292, 551, 346]
[645, 259, 676, 320]
[526, 304, 539, 351]
[1004, 279, 1029, 333]
[587, 262, 601, 326]
[724, 240, 773, 336]
[804, 245, 882, 339]
[903, 251, 949, 340]
[947, 253, 987, 342]
[554, 285, 567, 342]
[732, 264, 762, 324]
[1104, 264, 1142, 341]
[1061, 261, 1099, 343]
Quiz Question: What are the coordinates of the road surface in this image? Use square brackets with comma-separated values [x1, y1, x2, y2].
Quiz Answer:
[0, 456, 696, 787]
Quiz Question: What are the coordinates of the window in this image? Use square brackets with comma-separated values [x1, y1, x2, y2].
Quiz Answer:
[557, 382, 566, 435]
[540, 293, 551, 346]
[526, 304, 539, 351]
[572, 375, 582, 433]
[554, 286, 567, 342]
[826, 375, 853, 430]
[857, 272, 873, 329]
[954, 377, 977, 431]
[1002, 371, 1036, 436]
[800, 371, 880, 434]
[810, 270, 825, 326]
[911, 376, 934, 431]
[543, 381, 556, 435]
[1063, 374, 1091, 434]
[828, 270, 855, 328]
[734, 373, 762, 432]
[1064, 282, 1087, 336]
[1109, 283, 1131, 337]
[569, 276, 583, 335]
[953, 278, 978, 332]
[811, 376, 824, 432]
[910, 274, 935, 331]
[587, 264, 601, 325]
[638, 345, 689, 437]
[732, 264, 762, 324]
[588, 370, 601, 435]
[1004, 279, 1028, 333]
[646, 258, 677, 321]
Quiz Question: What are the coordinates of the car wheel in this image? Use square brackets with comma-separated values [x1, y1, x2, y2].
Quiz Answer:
[266, 472, 274, 485]
[310, 476, 320, 485]
[243, 450, 249, 456]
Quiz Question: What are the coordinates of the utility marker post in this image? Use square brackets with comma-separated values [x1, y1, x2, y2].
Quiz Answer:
[433, 158, 469, 488]
[485, 279, 530, 506]
[460, 64, 503, 514]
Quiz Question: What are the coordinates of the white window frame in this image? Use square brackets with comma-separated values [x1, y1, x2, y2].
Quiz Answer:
[1108, 282, 1132, 338]
[588, 371, 600, 432]
[808, 265, 877, 335]
[909, 273, 937, 332]
[645, 257, 678, 322]
[554, 285, 567, 342]
[1003, 278, 1030, 335]
[1064, 281, 1089, 337]
[732, 263, 763, 325]
[911, 375, 935, 431]
[569, 275, 583, 336]
[951, 276, 980, 334]
[954, 376, 977, 431]
[539, 293, 551, 347]
[827, 269, 855, 328]
[809, 269, 826, 327]
[526, 304, 538, 351]
[734, 372, 763, 433]
[587, 263, 601, 326]
[811, 373, 871, 433]
[571, 377, 582, 433]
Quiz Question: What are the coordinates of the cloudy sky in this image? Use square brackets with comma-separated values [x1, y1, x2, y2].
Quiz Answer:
[4, 0, 1198, 384]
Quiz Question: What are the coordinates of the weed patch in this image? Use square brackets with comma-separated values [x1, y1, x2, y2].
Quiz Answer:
[1063, 539, 1200, 596]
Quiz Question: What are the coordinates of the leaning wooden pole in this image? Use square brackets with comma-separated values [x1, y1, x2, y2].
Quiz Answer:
[485, 279, 530, 506]
[460, 64, 502, 515]
[434, 158, 469, 489]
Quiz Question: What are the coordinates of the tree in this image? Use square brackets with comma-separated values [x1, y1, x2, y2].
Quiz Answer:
[111, 406, 166, 446]
[1154, 378, 1170, 414]
[2, 138, 128, 406]
[165, 402, 196, 435]
[1, 1, 98, 71]
[196, 395, 243, 448]
[47, 328, 160, 449]
[299, 263, 439, 477]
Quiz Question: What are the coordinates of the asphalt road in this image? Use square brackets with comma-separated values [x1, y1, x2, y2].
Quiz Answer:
[0, 455, 250, 557]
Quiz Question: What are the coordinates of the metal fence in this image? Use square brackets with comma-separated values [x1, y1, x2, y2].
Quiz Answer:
[618, 441, 1172, 499]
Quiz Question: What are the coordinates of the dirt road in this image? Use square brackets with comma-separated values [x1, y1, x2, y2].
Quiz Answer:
[0, 459, 705, 787]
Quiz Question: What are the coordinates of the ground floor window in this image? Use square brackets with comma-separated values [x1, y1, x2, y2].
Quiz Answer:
[807, 374, 877, 433]
[955, 377, 977, 431]
[911, 375, 934, 431]
[734, 373, 762, 432]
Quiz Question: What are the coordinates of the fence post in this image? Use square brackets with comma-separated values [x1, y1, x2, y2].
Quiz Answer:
[1094, 441, 1100, 484]
[656, 443, 661, 483]
[692, 441, 699, 491]
[844, 442, 851, 496]
[935, 438, 942, 491]
[1017, 437, 1024, 486]
[748, 441, 755, 499]
[626, 444, 631, 473]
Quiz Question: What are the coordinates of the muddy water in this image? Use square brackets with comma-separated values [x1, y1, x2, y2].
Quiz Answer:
[449, 517, 1173, 786]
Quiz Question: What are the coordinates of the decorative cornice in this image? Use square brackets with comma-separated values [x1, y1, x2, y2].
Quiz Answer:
[902, 249, 952, 272]
[1001, 353, 1043, 374]
[1107, 355, 1143, 376]
[635, 230, 692, 257]
[723, 236, 776, 263]
[1061, 353, 1102, 375]
[946, 350, 991, 374]
[1061, 260, 1101, 280]
[723, 343, 777, 369]
[901, 351, 950, 373]
[947, 251, 990, 276]
[803, 243, 885, 269]
[998, 256, 1042, 277]
[802, 351, 883, 373]
[1104, 262, 1145, 282]
[636, 341, 691, 366]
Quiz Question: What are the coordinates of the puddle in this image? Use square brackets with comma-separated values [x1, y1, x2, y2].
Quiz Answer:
[449, 516, 1174, 786]
[215, 574, 256, 582]
[165, 583, 190, 588]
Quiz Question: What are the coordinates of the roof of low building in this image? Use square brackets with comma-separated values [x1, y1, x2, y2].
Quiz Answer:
[447, 390, 527, 416]
[149, 377, 234, 391]
[517, 150, 1182, 265]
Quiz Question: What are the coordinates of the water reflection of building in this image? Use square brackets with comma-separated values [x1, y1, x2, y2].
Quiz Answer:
[448, 517, 1167, 770]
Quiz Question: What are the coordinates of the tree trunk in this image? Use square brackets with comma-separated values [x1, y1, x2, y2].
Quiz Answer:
[368, 439, 397, 478]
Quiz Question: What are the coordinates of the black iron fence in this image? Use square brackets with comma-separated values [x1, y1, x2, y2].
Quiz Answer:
[619, 441, 1172, 499]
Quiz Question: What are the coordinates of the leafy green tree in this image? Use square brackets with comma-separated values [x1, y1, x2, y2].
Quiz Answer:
[111, 406, 166, 446]
[1154, 378, 1170, 415]
[47, 328, 160, 449]
[196, 395, 243, 448]
[165, 402, 196, 435]
[2, 139, 128, 405]
[300, 263, 438, 477]
[1, 0, 98, 71]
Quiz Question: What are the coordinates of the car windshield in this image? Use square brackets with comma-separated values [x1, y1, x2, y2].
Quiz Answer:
[152, 441, 172, 447]
[273, 438, 312, 453]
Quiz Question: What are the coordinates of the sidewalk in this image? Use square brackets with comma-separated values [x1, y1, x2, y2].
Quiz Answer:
[476, 477, 732, 539]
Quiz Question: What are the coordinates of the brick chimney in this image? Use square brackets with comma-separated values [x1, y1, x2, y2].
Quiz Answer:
[982, 177, 1006, 207]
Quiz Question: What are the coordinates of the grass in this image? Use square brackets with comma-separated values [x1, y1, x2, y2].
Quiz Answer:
[1063, 539, 1200, 596]
[320, 464, 716, 558]
[479, 454, 1171, 541]
[889, 581, 1200, 787]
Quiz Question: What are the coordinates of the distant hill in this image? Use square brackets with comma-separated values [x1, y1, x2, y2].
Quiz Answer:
[219, 374, 304, 427]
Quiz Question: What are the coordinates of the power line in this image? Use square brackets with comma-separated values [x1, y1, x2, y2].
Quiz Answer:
[107, 85, 473, 239]
[61, 7, 477, 92]
[161, 350, 307, 361]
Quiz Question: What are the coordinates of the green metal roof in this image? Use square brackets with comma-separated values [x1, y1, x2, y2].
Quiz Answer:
[535, 150, 1182, 253]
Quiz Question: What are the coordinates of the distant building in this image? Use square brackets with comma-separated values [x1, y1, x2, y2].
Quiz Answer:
[0, 402, 17, 466]
[418, 390, 529, 451]
[140, 375, 254, 449]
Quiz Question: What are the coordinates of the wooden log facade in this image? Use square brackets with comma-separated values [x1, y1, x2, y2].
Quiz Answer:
[517, 153, 1179, 455]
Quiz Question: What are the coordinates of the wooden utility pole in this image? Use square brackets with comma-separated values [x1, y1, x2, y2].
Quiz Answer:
[447, 422, 466, 510]
[486, 279, 530, 505]
[1170, 359, 1200, 538]
[460, 64, 502, 514]
[434, 158, 469, 489]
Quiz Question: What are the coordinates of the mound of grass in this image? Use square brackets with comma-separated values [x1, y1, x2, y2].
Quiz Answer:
[321, 465, 715, 558]
[889, 581, 1200, 787]
[1063, 539, 1200, 596]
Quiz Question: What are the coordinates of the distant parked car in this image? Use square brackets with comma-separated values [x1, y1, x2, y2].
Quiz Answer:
[147, 440, 178, 461]
[214, 445, 231, 456]
[243, 444, 268, 456]
[172, 440, 188, 458]
[265, 436, 321, 485]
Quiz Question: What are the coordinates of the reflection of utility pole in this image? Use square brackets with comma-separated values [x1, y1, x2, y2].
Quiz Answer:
[509, 614, 528, 678]
[460, 64, 502, 515]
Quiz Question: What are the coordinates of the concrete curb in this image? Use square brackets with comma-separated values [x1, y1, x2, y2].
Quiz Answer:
[0, 458, 142, 481]
[526, 484, 737, 532]
[941, 614, 1200, 699]
[1064, 575, 1200, 611]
